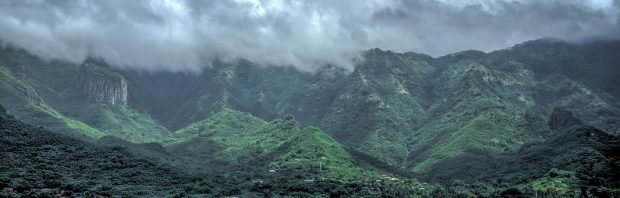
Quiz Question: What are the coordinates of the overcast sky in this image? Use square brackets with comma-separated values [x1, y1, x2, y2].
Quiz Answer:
[0, 0, 618, 72]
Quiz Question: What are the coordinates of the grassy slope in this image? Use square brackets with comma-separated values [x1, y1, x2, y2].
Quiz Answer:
[0, 66, 105, 139]
[164, 109, 381, 180]
[270, 126, 379, 180]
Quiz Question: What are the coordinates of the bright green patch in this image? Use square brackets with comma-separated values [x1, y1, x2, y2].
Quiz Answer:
[26, 102, 105, 138]
[165, 110, 380, 181]
[532, 169, 579, 197]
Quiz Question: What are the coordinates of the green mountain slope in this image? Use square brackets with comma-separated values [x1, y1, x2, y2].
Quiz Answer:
[403, 58, 552, 172]
[164, 109, 383, 180]
[59, 102, 168, 142]
[423, 108, 620, 196]
[320, 49, 431, 166]
[0, 60, 105, 139]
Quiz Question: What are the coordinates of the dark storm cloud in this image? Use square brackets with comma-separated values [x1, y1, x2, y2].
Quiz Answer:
[0, 0, 617, 72]
[367, 0, 620, 56]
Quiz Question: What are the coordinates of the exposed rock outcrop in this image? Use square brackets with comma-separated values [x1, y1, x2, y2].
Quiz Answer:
[78, 59, 128, 106]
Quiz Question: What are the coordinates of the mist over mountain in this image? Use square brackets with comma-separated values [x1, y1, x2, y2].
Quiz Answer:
[1, 0, 620, 197]
[0, 0, 619, 72]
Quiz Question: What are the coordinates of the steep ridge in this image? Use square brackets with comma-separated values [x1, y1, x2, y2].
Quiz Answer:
[320, 49, 432, 166]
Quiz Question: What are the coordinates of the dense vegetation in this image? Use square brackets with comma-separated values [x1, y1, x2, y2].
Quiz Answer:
[0, 106, 527, 197]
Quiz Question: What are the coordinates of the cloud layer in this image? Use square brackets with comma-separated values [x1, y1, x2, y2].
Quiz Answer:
[0, 0, 618, 72]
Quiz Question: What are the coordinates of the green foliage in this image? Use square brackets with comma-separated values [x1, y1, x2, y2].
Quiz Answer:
[270, 126, 380, 180]
[532, 169, 579, 197]
[166, 110, 382, 181]
[27, 102, 105, 138]
[163, 108, 266, 144]
[320, 50, 432, 165]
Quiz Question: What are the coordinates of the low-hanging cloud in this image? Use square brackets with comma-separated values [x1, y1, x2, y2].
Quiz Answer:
[0, 0, 618, 72]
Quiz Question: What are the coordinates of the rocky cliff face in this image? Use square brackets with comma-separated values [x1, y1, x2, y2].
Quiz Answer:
[78, 61, 128, 106]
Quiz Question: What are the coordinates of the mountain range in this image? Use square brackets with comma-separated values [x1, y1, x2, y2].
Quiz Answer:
[1, 38, 619, 197]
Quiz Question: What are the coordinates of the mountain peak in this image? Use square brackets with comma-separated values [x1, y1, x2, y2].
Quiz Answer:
[548, 107, 584, 130]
